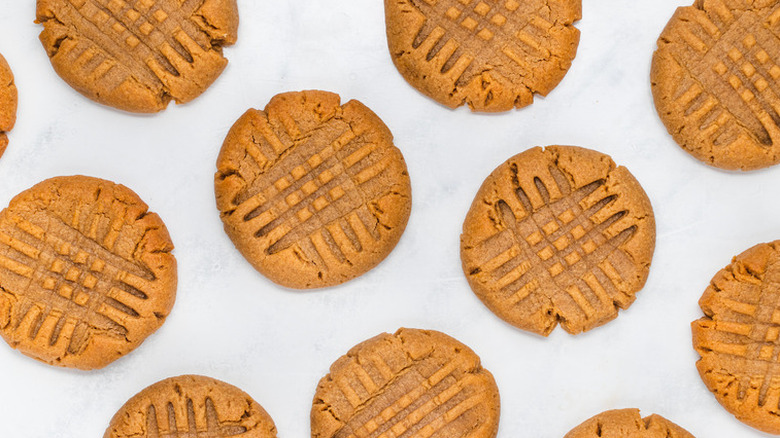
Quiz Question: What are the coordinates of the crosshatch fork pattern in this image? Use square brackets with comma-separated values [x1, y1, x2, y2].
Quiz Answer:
[145, 397, 247, 437]
[54, 0, 210, 88]
[662, 1, 780, 149]
[472, 165, 638, 331]
[37, 0, 237, 111]
[408, 0, 562, 87]
[216, 92, 412, 288]
[0, 210, 154, 355]
[311, 330, 499, 438]
[332, 355, 488, 438]
[695, 245, 780, 410]
[226, 110, 404, 274]
[234, 122, 387, 268]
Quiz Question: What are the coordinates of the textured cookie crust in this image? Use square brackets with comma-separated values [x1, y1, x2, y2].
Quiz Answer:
[564, 409, 695, 438]
[104, 375, 278, 438]
[461, 146, 656, 336]
[0, 53, 17, 159]
[36, 0, 239, 113]
[311, 328, 500, 438]
[0, 176, 176, 370]
[215, 90, 412, 289]
[652, 0, 780, 170]
[693, 241, 780, 434]
[385, 0, 581, 112]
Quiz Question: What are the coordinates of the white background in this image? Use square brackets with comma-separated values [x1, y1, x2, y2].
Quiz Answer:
[0, 0, 778, 436]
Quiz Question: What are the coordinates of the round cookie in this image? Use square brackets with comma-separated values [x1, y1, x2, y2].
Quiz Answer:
[215, 90, 412, 289]
[0, 176, 176, 370]
[652, 0, 780, 170]
[564, 409, 695, 438]
[35, 0, 239, 113]
[385, 0, 581, 112]
[692, 240, 780, 434]
[104, 375, 278, 438]
[0, 52, 17, 159]
[311, 328, 500, 438]
[460, 146, 656, 336]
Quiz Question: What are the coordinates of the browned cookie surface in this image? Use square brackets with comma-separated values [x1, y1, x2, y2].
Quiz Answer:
[36, 0, 238, 113]
[461, 146, 655, 336]
[693, 241, 780, 434]
[104, 375, 278, 438]
[215, 90, 412, 289]
[564, 409, 695, 438]
[0, 53, 17, 159]
[385, 0, 581, 112]
[311, 328, 500, 438]
[652, 0, 780, 170]
[0, 176, 176, 369]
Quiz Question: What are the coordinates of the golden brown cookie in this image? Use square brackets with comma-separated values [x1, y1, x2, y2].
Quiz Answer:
[651, 0, 780, 170]
[311, 328, 500, 438]
[104, 375, 278, 438]
[0, 176, 176, 370]
[564, 409, 695, 438]
[215, 90, 412, 289]
[385, 0, 581, 112]
[35, 0, 239, 113]
[461, 146, 656, 336]
[0, 52, 17, 159]
[692, 240, 780, 434]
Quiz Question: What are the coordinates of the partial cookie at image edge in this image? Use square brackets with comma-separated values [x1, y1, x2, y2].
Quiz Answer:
[0, 52, 17, 159]
[651, 1, 780, 170]
[384, 0, 582, 112]
[693, 240, 780, 434]
[564, 408, 695, 437]
[104, 375, 278, 438]
[35, 0, 239, 113]
[311, 328, 500, 438]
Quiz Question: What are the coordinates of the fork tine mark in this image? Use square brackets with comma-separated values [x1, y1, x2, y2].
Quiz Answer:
[186, 398, 198, 434]
[316, 228, 347, 265]
[377, 375, 476, 438]
[146, 405, 160, 438]
[48, 313, 66, 346]
[166, 402, 178, 434]
[0, 254, 34, 278]
[533, 177, 550, 204]
[67, 321, 90, 354]
[0, 231, 41, 260]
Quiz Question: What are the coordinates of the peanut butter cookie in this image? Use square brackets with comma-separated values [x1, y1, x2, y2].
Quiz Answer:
[0, 52, 17, 159]
[104, 375, 277, 438]
[36, 0, 238, 113]
[652, 0, 780, 170]
[0, 176, 176, 369]
[385, 0, 581, 112]
[311, 328, 500, 438]
[215, 90, 412, 289]
[693, 240, 780, 434]
[565, 409, 695, 438]
[461, 146, 655, 336]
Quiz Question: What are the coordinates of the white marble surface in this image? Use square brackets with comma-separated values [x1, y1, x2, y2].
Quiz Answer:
[0, 0, 778, 436]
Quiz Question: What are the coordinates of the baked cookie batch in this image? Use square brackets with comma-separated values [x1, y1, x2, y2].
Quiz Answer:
[1, 0, 780, 436]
